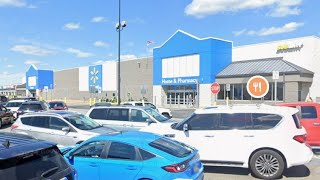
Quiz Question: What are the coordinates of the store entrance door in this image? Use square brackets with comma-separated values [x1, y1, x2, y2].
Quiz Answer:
[165, 85, 197, 108]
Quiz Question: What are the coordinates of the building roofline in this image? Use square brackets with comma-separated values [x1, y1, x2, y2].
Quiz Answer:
[153, 29, 233, 49]
[233, 35, 320, 49]
[54, 56, 153, 73]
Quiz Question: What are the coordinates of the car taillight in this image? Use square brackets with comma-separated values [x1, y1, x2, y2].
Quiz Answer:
[294, 134, 306, 143]
[162, 161, 189, 173]
[11, 124, 19, 130]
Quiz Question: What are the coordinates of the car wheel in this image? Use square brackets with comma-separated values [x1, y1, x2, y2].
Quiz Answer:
[162, 113, 170, 118]
[250, 149, 285, 180]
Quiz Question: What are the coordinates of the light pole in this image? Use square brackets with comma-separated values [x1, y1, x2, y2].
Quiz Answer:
[115, 0, 126, 105]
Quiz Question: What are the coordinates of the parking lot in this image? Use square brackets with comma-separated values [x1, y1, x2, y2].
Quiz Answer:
[1, 106, 320, 180]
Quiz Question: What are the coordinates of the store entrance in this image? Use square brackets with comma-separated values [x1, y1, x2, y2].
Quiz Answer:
[165, 85, 197, 108]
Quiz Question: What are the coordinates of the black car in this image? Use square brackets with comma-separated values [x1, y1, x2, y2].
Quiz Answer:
[17, 101, 49, 117]
[0, 132, 76, 180]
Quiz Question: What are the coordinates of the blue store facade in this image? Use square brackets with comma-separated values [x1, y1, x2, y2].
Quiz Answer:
[153, 30, 232, 107]
[26, 65, 54, 97]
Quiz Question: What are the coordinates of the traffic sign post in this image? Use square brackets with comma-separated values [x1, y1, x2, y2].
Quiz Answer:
[247, 76, 269, 99]
[211, 83, 220, 94]
[211, 83, 220, 106]
[273, 71, 279, 102]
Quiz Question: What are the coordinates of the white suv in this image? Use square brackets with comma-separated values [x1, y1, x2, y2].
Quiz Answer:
[122, 101, 172, 118]
[140, 104, 313, 179]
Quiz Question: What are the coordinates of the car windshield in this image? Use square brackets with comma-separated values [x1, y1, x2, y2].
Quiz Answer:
[19, 104, 43, 111]
[149, 137, 194, 158]
[145, 108, 168, 122]
[175, 113, 195, 129]
[64, 114, 102, 130]
[144, 103, 156, 109]
[49, 102, 64, 108]
[6, 102, 23, 107]
[0, 147, 69, 180]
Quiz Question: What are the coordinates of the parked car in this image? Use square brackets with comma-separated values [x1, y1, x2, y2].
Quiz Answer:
[0, 95, 8, 105]
[0, 105, 14, 128]
[64, 131, 203, 180]
[140, 104, 313, 179]
[11, 111, 116, 146]
[0, 132, 76, 180]
[16, 101, 49, 117]
[90, 102, 112, 108]
[278, 102, 320, 149]
[86, 106, 176, 131]
[4, 99, 26, 119]
[49, 101, 68, 110]
[123, 101, 172, 118]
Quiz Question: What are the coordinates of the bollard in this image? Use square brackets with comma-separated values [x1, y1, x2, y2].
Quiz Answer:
[89, 98, 92, 106]
[93, 98, 96, 105]
[226, 96, 229, 107]
[64, 97, 67, 103]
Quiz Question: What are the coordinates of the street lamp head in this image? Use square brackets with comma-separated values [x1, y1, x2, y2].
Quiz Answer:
[121, 21, 127, 28]
[115, 22, 120, 29]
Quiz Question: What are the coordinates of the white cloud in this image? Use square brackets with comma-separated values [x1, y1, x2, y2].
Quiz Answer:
[120, 54, 137, 60]
[66, 48, 94, 58]
[234, 22, 304, 36]
[91, 16, 107, 23]
[233, 29, 247, 36]
[185, 0, 302, 18]
[63, 22, 80, 30]
[7, 64, 14, 68]
[11, 45, 54, 56]
[92, 60, 105, 65]
[0, 72, 24, 86]
[27, 4, 37, 9]
[24, 60, 42, 65]
[94, 41, 109, 47]
[0, 0, 26, 7]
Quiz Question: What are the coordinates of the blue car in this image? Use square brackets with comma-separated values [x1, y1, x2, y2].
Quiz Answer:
[64, 131, 204, 180]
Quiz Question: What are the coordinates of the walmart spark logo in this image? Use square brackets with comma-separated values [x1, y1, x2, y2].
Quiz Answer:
[90, 67, 99, 84]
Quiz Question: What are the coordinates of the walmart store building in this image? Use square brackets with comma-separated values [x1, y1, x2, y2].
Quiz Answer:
[27, 30, 320, 108]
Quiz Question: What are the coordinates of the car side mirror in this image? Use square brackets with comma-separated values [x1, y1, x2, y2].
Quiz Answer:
[183, 124, 189, 131]
[146, 118, 154, 124]
[62, 127, 70, 132]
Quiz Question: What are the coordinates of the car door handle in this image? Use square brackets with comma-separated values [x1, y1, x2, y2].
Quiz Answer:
[244, 135, 255, 137]
[313, 123, 320, 126]
[126, 166, 137, 170]
[204, 135, 214, 138]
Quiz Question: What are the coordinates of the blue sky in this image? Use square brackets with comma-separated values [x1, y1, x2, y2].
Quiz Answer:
[0, 0, 319, 85]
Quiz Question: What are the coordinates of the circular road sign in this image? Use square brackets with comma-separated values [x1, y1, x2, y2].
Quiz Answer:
[211, 83, 220, 94]
[246, 76, 269, 98]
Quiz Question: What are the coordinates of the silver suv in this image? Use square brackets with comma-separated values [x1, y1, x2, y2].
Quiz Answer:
[11, 111, 116, 146]
[86, 106, 175, 131]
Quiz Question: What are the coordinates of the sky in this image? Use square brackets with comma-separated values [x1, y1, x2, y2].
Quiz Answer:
[0, 0, 319, 86]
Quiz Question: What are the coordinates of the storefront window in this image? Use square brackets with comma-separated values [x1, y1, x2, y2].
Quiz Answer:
[233, 84, 242, 100]
[276, 82, 284, 101]
[243, 84, 251, 100]
[263, 83, 272, 101]
[217, 84, 225, 100]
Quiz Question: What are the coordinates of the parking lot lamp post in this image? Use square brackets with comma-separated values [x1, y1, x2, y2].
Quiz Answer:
[115, 0, 126, 105]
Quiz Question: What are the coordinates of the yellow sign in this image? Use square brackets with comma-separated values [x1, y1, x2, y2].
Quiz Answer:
[277, 44, 303, 51]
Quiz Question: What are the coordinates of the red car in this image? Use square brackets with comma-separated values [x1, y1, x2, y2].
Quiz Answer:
[48, 101, 68, 110]
[0, 105, 14, 128]
[278, 102, 320, 149]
